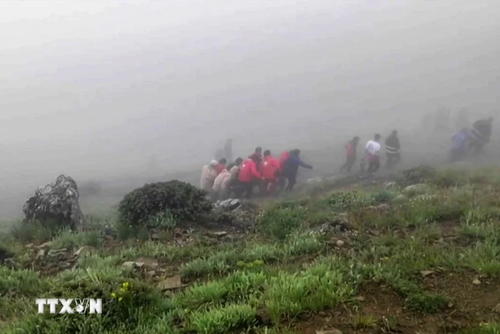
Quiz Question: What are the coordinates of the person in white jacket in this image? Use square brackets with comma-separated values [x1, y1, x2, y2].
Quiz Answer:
[212, 167, 233, 201]
[200, 160, 218, 192]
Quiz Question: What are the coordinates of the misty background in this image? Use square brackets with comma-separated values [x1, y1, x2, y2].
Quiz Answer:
[0, 1, 499, 219]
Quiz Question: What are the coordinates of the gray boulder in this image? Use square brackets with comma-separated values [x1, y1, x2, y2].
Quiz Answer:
[22, 175, 84, 230]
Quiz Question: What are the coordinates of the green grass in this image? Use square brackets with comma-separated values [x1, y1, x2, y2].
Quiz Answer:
[3, 166, 500, 333]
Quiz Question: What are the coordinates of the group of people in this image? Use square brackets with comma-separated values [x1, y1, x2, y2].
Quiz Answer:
[450, 117, 494, 162]
[339, 130, 402, 176]
[201, 146, 313, 201]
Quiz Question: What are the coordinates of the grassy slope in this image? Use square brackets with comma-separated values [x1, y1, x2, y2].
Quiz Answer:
[1, 166, 500, 333]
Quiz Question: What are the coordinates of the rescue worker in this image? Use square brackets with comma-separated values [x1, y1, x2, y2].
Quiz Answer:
[365, 134, 382, 175]
[260, 150, 281, 195]
[282, 149, 313, 192]
[200, 160, 219, 192]
[215, 158, 227, 175]
[385, 130, 401, 169]
[339, 136, 360, 174]
[277, 150, 291, 192]
[450, 128, 469, 162]
[212, 166, 232, 201]
[227, 157, 243, 178]
[227, 157, 243, 196]
[237, 156, 263, 198]
[250, 147, 263, 172]
[469, 117, 493, 155]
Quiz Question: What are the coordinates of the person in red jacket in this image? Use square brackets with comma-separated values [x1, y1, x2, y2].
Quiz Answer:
[215, 158, 227, 175]
[250, 147, 263, 172]
[339, 137, 360, 174]
[260, 150, 281, 195]
[237, 156, 262, 198]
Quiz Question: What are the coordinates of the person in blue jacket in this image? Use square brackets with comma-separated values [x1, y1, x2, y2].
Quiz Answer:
[450, 128, 469, 162]
[281, 149, 313, 191]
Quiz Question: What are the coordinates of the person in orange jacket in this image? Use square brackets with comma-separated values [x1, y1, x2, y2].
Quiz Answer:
[260, 150, 281, 195]
[237, 156, 263, 198]
[277, 150, 290, 191]
[215, 158, 227, 175]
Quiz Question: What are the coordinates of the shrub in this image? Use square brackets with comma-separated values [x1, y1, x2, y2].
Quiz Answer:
[257, 207, 307, 241]
[396, 165, 437, 187]
[118, 181, 212, 228]
[147, 211, 178, 230]
[328, 191, 370, 212]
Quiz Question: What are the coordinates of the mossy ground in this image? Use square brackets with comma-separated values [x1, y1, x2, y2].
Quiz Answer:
[1, 166, 500, 333]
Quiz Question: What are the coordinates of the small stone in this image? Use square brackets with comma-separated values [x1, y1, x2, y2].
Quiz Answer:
[318, 311, 327, 316]
[472, 278, 481, 285]
[134, 257, 159, 269]
[25, 243, 34, 248]
[420, 270, 435, 277]
[448, 302, 454, 308]
[353, 296, 365, 302]
[36, 249, 46, 258]
[122, 261, 145, 269]
[336, 240, 345, 248]
[157, 275, 184, 291]
[38, 241, 53, 248]
[74, 246, 97, 257]
[210, 231, 228, 237]
[316, 329, 343, 334]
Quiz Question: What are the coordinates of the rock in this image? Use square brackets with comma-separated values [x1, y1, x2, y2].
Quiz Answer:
[209, 231, 227, 237]
[448, 302, 454, 308]
[214, 199, 241, 211]
[134, 257, 159, 269]
[493, 304, 500, 314]
[318, 311, 327, 317]
[146, 270, 156, 278]
[420, 270, 435, 277]
[384, 181, 398, 190]
[150, 233, 160, 241]
[316, 329, 343, 334]
[157, 275, 184, 291]
[472, 278, 481, 285]
[336, 240, 345, 248]
[36, 249, 46, 258]
[74, 246, 97, 257]
[402, 184, 431, 197]
[353, 296, 365, 302]
[22, 175, 85, 230]
[25, 243, 34, 248]
[123, 261, 145, 269]
[38, 241, 53, 249]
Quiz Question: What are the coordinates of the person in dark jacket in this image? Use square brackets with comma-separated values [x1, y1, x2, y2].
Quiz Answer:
[282, 149, 313, 192]
[469, 117, 493, 154]
[340, 136, 360, 174]
[250, 147, 263, 172]
[385, 130, 401, 169]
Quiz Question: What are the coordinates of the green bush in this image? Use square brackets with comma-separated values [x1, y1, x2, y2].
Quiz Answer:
[396, 165, 437, 187]
[257, 207, 307, 241]
[118, 181, 212, 228]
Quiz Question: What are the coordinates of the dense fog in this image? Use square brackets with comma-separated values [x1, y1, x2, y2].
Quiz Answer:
[0, 1, 499, 219]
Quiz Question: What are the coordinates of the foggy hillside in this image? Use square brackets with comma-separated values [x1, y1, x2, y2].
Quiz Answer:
[0, 1, 499, 219]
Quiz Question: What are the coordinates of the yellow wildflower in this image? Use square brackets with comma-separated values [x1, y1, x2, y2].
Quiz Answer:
[118, 297, 123, 302]
[111, 292, 117, 298]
